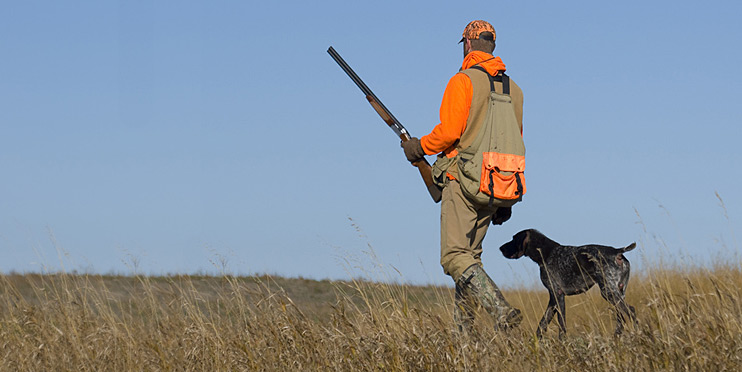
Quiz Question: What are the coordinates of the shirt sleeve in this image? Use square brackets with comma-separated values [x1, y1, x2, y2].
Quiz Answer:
[420, 73, 472, 155]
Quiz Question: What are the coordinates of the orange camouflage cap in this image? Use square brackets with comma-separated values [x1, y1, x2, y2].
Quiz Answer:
[459, 20, 496, 43]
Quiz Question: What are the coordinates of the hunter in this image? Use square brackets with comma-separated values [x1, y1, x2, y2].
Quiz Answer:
[402, 20, 525, 331]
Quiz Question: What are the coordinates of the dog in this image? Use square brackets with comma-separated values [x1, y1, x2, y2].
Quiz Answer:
[499, 229, 637, 338]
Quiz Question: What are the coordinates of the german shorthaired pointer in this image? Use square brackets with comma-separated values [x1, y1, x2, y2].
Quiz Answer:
[499, 229, 637, 338]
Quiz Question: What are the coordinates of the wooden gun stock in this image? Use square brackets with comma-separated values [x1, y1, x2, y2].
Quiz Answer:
[413, 158, 441, 203]
[328, 46, 442, 203]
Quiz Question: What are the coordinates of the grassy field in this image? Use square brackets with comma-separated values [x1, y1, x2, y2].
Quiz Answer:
[1, 263, 741, 371]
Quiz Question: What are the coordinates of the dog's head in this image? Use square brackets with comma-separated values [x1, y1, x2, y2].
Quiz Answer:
[499, 229, 533, 259]
[500, 229, 559, 262]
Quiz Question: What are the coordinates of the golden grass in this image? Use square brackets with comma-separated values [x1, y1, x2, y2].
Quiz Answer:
[1, 263, 741, 371]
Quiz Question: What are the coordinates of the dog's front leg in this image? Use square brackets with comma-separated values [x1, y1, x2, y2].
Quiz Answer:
[555, 291, 567, 338]
[537, 292, 558, 339]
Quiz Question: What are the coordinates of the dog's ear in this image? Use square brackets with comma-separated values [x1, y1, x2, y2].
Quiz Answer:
[521, 230, 532, 256]
[621, 243, 636, 253]
[521, 230, 531, 247]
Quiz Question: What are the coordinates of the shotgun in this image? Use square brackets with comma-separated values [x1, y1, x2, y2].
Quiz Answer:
[327, 46, 442, 203]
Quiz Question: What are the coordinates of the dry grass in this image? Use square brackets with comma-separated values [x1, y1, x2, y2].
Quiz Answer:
[1, 262, 741, 371]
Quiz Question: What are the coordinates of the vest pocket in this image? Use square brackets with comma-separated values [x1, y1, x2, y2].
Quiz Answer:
[480, 152, 526, 200]
[431, 153, 454, 189]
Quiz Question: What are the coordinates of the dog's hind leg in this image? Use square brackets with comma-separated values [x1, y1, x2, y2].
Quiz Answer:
[599, 285, 636, 335]
[613, 298, 637, 335]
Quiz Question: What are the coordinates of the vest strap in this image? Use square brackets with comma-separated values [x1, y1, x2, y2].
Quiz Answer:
[468, 65, 509, 95]
[514, 172, 523, 196]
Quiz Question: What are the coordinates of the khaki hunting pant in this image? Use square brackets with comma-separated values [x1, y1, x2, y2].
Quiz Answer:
[440, 180, 500, 280]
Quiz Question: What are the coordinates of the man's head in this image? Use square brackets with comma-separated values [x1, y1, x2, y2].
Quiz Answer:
[460, 20, 496, 57]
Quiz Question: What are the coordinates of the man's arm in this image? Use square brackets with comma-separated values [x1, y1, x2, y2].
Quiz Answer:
[420, 73, 473, 155]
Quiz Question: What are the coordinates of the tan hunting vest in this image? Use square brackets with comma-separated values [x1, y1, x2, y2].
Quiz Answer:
[432, 66, 526, 207]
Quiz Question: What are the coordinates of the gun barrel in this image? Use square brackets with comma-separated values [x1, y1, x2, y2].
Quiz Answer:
[327, 47, 372, 96]
[327, 46, 442, 203]
[327, 47, 409, 140]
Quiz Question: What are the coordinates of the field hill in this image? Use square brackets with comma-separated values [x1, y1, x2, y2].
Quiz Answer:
[2, 266, 741, 371]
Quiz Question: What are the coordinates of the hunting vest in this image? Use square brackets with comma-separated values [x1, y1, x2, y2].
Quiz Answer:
[431, 65, 526, 207]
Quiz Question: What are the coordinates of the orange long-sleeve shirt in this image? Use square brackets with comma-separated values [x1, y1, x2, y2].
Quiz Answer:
[420, 51, 509, 157]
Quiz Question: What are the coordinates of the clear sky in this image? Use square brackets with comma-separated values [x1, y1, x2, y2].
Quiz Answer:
[2, 1, 740, 287]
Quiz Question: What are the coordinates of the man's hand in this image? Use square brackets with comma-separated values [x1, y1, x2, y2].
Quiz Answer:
[401, 137, 426, 163]
[492, 207, 512, 225]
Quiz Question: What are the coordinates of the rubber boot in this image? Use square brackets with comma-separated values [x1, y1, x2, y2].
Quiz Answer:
[454, 280, 475, 333]
[456, 264, 522, 330]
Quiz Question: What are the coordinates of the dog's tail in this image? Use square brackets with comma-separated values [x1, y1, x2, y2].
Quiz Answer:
[619, 243, 636, 253]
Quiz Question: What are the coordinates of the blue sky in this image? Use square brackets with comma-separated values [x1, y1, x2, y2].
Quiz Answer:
[1, 1, 740, 286]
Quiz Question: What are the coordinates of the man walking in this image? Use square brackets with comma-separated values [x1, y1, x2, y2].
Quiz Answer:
[402, 20, 525, 331]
